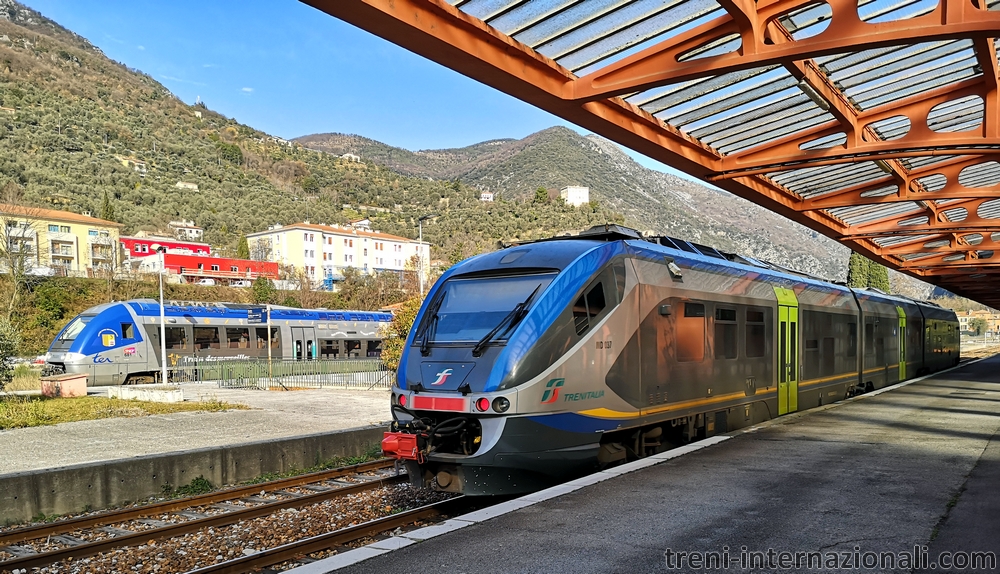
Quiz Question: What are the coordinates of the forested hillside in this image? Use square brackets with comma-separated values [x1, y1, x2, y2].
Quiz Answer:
[298, 128, 857, 281]
[0, 1, 622, 263]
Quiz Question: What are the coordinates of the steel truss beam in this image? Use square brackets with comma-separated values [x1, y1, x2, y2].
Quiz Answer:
[309, 0, 1000, 306]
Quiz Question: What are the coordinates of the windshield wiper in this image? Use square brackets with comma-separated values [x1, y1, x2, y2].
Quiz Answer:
[419, 291, 447, 356]
[472, 284, 542, 357]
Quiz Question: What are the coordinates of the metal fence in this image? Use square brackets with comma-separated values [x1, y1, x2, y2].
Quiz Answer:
[166, 358, 394, 390]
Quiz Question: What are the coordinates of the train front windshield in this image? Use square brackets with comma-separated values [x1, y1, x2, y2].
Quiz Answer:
[57, 315, 94, 342]
[424, 273, 556, 343]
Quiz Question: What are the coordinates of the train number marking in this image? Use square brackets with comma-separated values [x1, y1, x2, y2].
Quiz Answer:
[596, 340, 612, 350]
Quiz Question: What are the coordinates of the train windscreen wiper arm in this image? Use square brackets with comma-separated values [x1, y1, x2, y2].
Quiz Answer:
[419, 291, 446, 356]
[471, 284, 541, 357]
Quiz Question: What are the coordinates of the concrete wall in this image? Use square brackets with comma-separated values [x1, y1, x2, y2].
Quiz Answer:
[0, 425, 385, 524]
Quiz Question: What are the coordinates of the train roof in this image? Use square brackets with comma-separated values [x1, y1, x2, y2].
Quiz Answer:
[114, 300, 393, 322]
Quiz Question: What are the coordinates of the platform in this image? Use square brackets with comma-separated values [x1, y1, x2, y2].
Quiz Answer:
[0, 383, 390, 475]
[311, 356, 1000, 574]
[0, 384, 391, 522]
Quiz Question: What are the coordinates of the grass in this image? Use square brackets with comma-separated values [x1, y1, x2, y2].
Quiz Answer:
[0, 395, 249, 430]
[5, 364, 41, 392]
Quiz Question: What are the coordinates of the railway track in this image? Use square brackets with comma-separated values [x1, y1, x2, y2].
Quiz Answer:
[0, 459, 406, 572]
[184, 496, 468, 574]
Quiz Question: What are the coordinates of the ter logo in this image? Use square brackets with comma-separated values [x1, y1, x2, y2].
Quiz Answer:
[540, 378, 565, 404]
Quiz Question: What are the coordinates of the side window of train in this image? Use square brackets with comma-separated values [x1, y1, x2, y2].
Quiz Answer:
[714, 307, 737, 360]
[677, 302, 705, 362]
[865, 321, 875, 354]
[746, 308, 766, 358]
[572, 282, 607, 336]
[120, 323, 135, 339]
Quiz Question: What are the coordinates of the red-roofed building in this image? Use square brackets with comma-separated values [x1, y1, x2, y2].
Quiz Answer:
[246, 221, 429, 288]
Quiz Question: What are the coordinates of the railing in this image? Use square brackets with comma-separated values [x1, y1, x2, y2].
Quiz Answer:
[165, 358, 393, 390]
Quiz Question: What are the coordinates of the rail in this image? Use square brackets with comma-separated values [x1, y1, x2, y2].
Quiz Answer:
[165, 358, 394, 390]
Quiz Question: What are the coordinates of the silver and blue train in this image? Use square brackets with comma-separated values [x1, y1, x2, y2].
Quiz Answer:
[43, 300, 393, 385]
[383, 225, 960, 495]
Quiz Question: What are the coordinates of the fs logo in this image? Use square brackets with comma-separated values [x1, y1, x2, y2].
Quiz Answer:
[431, 368, 454, 386]
[540, 378, 565, 404]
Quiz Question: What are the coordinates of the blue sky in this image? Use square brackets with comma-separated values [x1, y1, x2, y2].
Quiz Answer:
[20, 0, 681, 175]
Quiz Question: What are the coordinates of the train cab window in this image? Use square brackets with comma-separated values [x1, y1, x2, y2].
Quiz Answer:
[120, 323, 135, 339]
[573, 282, 606, 336]
[255, 327, 279, 350]
[194, 327, 221, 349]
[165, 327, 187, 350]
[226, 328, 250, 349]
[677, 302, 706, 362]
[714, 307, 738, 360]
[746, 308, 766, 358]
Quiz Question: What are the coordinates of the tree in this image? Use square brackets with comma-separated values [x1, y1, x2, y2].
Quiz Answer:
[100, 189, 116, 222]
[250, 276, 276, 304]
[380, 297, 422, 371]
[969, 317, 989, 336]
[0, 318, 20, 391]
[846, 252, 891, 293]
[846, 252, 869, 288]
[0, 183, 47, 320]
[533, 187, 548, 204]
[236, 234, 250, 259]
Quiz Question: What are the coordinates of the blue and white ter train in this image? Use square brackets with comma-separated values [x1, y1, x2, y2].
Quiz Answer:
[44, 300, 393, 385]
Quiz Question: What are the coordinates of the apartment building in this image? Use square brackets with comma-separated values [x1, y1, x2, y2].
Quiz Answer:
[0, 204, 122, 277]
[246, 222, 429, 288]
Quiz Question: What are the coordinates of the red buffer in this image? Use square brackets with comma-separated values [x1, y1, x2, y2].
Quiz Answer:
[382, 432, 422, 463]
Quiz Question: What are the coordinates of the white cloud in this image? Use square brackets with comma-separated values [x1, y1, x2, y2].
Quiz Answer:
[241, 87, 254, 93]
[137, 45, 145, 51]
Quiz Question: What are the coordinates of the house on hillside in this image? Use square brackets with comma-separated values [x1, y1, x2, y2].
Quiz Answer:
[560, 186, 590, 207]
[167, 219, 204, 241]
[480, 191, 494, 202]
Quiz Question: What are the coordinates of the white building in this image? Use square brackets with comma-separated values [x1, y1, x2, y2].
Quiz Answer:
[480, 191, 494, 202]
[167, 219, 204, 241]
[246, 221, 430, 288]
[560, 186, 590, 207]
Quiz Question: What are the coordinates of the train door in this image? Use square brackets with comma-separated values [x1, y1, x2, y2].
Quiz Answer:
[291, 327, 317, 360]
[896, 306, 906, 380]
[774, 287, 799, 415]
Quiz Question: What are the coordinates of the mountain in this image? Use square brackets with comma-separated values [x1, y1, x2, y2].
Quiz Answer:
[0, 1, 622, 262]
[298, 128, 854, 281]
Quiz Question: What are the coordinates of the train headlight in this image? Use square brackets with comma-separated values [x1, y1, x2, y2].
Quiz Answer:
[64, 352, 85, 362]
[492, 397, 510, 413]
[475, 397, 490, 412]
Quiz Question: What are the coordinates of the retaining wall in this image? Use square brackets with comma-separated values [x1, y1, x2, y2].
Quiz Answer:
[0, 425, 385, 524]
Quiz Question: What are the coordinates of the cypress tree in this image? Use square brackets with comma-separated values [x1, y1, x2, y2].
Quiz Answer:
[846, 252, 869, 288]
[236, 234, 250, 259]
[100, 189, 116, 222]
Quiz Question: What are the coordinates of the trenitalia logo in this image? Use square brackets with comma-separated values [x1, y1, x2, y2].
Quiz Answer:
[431, 368, 454, 386]
[540, 378, 565, 403]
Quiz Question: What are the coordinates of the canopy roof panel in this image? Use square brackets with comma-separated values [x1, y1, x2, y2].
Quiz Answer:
[306, 0, 1000, 307]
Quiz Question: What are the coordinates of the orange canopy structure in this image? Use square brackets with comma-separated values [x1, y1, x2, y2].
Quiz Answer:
[305, 0, 1000, 307]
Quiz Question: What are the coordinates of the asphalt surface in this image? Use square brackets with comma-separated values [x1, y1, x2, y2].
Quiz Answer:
[0, 383, 391, 475]
[330, 357, 1000, 574]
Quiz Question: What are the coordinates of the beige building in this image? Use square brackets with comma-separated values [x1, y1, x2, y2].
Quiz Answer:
[246, 222, 430, 287]
[0, 204, 122, 277]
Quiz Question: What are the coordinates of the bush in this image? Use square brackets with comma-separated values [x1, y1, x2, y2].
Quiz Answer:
[0, 319, 21, 392]
[380, 297, 423, 372]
